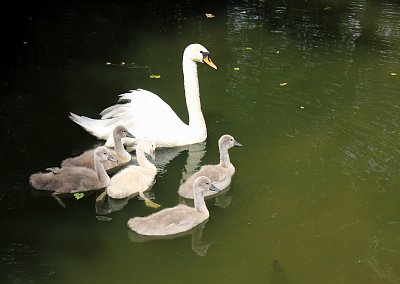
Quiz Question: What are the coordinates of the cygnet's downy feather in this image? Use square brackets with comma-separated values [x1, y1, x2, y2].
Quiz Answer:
[29, 146, 116, 194]
[61, 125, 134, 170]
[178, 135, 242, 199]
[128, 176, 219, 236]
[105, 139, 160, 208]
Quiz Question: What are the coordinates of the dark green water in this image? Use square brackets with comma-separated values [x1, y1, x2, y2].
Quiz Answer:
[1, 0, 400, 283]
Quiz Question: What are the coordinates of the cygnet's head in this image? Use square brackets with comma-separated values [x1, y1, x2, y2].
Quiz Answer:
[137, 138, 156, 160]
[95, 146, 117, 163]
[193, 176, 220, 194]
[184, 43, 218, 70]
[219, 135, 243, 150]
[114, 125, 135, 139]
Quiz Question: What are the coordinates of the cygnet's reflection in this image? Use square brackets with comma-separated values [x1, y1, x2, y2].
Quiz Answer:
[127, 219, 213, 256]
[95, 142, 206, 215]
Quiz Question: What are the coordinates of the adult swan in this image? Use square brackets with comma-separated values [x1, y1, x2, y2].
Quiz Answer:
[69, 43, 218, 148]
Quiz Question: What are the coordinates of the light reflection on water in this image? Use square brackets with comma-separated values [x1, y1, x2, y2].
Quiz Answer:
[1, 0, 400, 283]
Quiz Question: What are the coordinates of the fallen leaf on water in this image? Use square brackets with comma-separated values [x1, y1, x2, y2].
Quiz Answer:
[300, 106, 305, 109]
[390, 72, 397, 76]
[149, 74, 161, 79]
[234, 67, 240, 71]
[106, 62, 111, 65]
[279, 82, 287, 86]
[121, 62, 126, 65]
[74, 193, 84, 200]
[323, 6, 332, 11]
[244, 47, 253, 51]
[205, 13, 215, 18]
[276, 50, 280, 54]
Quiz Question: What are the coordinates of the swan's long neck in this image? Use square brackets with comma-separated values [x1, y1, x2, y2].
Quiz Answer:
[183, 57, 206, 134]
[114, 134, 130, 160]
[194, 189, 209, 216]
[219, 145, 231, 167]
[94, 155, 110, 187]
[136, 144, 156, 170]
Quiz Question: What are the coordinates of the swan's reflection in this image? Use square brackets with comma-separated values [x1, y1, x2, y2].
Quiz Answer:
[95, 142, 206, 215]
[127, 219, 213, 256]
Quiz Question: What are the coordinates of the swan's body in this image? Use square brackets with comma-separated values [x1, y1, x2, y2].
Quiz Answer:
[128, 176, 219, 236]
[61, 126, 134, 170]
[69, 43, 217, 148]
[178, 135, 242, 199]
[29, 147, 116, 194]
[106, 139, 159, 207]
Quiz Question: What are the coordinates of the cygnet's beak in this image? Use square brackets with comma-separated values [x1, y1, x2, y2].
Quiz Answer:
[107, 154, 118, 163]
[234, 141, 243, 147]
[126, 131, 135, 138]
[202, 52, 218, 70]
[209, 184, 220, 192]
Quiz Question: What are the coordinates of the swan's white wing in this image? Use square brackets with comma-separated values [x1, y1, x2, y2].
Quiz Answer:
[70, 89, 189, 147]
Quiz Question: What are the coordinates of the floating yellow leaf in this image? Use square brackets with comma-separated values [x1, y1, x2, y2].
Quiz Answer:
[205, 13, 215, 18]
[390, 72, 397, 76]
[279, 82, 287, 86]
[149, 74, 161, 79]
[234, 67, 240, 71]
[300, 106, 305, 109]
[74, 193, 84, 200]
[244, 47, 253, 51]
[276, 50, 280, 54]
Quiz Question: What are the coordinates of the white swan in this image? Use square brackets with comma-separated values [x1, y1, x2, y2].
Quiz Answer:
[61, 125, 134, 170]
[105, 139, 160, 208]
[178, 135, 242, 199]
[29, 147, 116, 206]
[127, 176, 219, 236]
[69, 43, 218, 148]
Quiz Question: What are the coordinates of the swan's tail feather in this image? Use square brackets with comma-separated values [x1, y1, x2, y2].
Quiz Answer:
[69, 112, 117, 140]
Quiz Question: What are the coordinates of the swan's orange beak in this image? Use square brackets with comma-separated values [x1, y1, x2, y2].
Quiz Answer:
[203, 55, 218, 70]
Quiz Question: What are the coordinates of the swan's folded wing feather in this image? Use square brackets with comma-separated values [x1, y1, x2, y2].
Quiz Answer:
[69, 112, 120, 140]
[102, 89, 188, 141]
[100, 104, 130, 119]
[71, 88, 191, 147]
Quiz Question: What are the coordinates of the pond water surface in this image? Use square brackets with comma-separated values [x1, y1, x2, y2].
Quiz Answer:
[1, 0, 400, 283]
